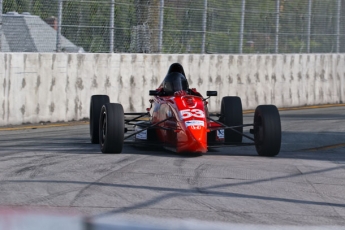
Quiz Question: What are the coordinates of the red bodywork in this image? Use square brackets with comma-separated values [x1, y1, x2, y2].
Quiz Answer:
[150, 90, 222, 154]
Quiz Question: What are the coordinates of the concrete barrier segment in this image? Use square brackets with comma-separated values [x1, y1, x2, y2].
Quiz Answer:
[0, 53, 344, 126]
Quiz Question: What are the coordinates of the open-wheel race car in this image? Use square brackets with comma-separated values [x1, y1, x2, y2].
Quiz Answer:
[89, 63, 281, 156]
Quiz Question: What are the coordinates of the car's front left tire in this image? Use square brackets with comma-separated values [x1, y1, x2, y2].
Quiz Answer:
[253, 105, 281, 157]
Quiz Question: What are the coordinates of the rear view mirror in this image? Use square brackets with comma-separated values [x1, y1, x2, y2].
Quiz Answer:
[206, 91, 217, 97]
[149, 90, 159, 96]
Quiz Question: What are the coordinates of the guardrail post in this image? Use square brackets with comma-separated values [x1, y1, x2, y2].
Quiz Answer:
[110, 0, 115, 53]
[336, 0, 341, 53]
[0, 0, 2, 52]
[158, 0, 164, 53]
[275, 0, 280, 53]
[201, 0, 207, 54]
[239, 0, 245, 54]
[56, 0, 63, 52]
[307, 0, 312, 53]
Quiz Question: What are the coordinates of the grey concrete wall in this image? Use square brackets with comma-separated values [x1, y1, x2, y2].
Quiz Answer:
[1, 53, 344, 126]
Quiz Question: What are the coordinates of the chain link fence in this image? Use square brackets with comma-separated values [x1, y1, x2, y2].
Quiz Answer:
[1, 0, 344, 53]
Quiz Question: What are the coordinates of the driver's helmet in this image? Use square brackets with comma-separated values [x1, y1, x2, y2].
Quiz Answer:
[162, 72, 189, 95]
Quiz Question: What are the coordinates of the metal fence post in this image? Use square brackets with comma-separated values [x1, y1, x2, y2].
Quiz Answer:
[0, 0, 2, 52]
[239, 0, 245, 54]
[110, 0, 115, 53]
[307, 0, 312, 53]
[158, 0, 164, 53]
[56, 0, 63, 52]
[336, 0, 341, 53]
[201, 0, 207, 54]
[275, 0, 280, 53]
[29, 0, 33, 12]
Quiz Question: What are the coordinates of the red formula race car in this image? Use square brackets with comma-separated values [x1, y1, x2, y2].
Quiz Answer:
[89, 63, 281, 156]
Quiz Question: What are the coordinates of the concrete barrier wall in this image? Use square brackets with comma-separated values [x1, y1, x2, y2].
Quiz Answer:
[0, 53, 344, 126]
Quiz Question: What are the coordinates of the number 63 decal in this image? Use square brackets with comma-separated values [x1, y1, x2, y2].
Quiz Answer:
[180, 109, 205, 119]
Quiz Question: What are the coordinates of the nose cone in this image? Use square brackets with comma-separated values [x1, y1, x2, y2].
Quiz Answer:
[186, 125, 208, 153]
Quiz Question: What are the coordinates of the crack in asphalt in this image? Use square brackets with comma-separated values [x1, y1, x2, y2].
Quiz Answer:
[69, 155, 149, 207]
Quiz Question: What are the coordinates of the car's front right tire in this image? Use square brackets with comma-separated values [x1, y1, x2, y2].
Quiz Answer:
[90, 95, 110, 144]
[99, 103, 124, 154]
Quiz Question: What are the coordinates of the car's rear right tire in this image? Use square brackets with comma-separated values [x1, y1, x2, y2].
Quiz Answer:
[99, 103, 124, 154]
[90, 95, 110, 144]
[220, 96, 243, 144]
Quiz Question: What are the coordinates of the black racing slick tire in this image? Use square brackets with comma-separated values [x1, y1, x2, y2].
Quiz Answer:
[254, 105, 281, 157]
[220, 96, 243, 144]
[99, 103, 124, 154]
[90, 95, 110, 144]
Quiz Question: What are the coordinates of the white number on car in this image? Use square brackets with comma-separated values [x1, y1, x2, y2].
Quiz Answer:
[180, 109, 205, 119]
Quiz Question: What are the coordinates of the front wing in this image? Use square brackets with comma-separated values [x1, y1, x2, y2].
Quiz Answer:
[123, 112, 255, 148]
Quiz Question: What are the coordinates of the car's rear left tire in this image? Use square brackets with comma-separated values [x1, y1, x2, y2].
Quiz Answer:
[99, 103, 124, 154]
[254, 105, 281, 157]
[90, 95, 110, 144]
[220, 96, 243, 144]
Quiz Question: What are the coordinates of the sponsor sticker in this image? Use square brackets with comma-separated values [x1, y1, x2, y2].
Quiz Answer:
[217, 129, 224, 138]
[135, 129, 147, 140]
[185, 120, 204, 127]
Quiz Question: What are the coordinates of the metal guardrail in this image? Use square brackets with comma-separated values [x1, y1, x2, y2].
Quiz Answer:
[0, 0, 344, 54]
[0, 210, 344, 230]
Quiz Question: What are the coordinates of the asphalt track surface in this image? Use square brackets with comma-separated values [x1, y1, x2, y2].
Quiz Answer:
[0, 106, 344, 226]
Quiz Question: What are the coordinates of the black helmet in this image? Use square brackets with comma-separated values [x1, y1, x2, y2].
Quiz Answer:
[162, 72, 189, 95]
[167, 63, 186, 77]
